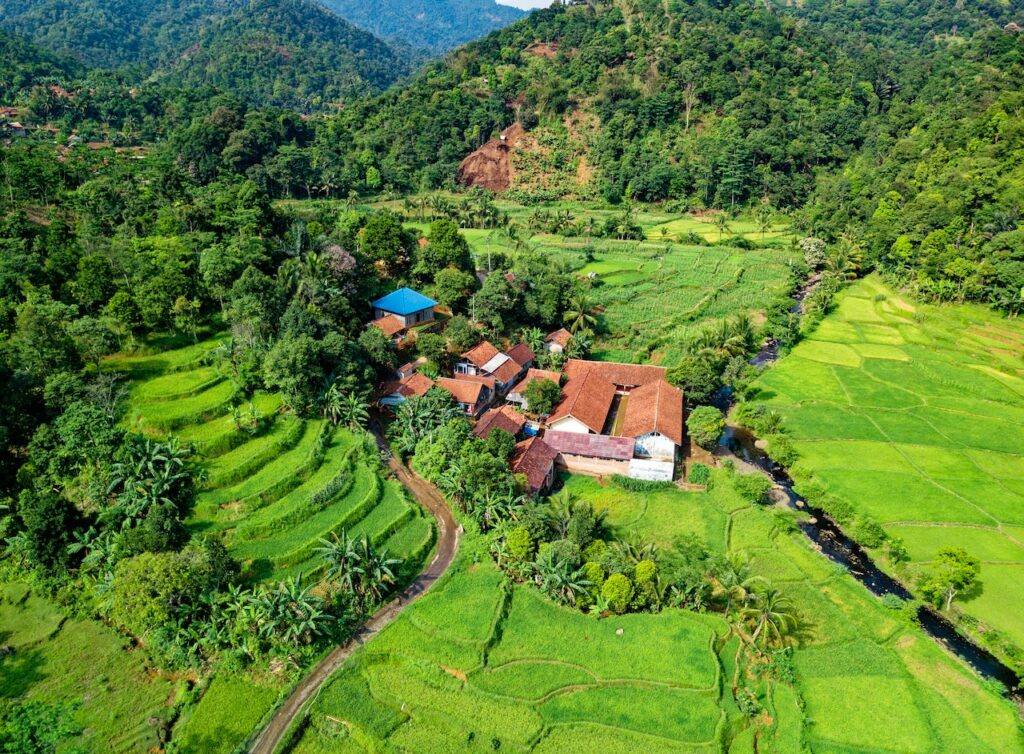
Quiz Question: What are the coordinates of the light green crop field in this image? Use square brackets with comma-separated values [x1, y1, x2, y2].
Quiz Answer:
[290, 471, 1021, 754]
[99, 337, 437, 752]
[0, 582, 176, 753]
[750, 275, 1024, 648]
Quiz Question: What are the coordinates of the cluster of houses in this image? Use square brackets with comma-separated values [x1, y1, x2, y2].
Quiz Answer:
[373, 287, 686, 497]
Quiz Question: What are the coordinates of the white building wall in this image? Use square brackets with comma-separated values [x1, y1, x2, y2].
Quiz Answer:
[633, 432, 676, 460]
[629, 458, 675, 481]
[548, 416, 592, 434]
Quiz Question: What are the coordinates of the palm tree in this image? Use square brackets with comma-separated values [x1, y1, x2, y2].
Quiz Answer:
[356, 537, 401, 609]
[316, 531, 363, 595]
[563, 291, 598, 334]
[713, 213, 731, 241]
[740, 586, 799, 650]
[712, 553, 761, 618]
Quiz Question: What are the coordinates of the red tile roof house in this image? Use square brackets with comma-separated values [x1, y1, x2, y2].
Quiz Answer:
[472, 405, 527, 440]
[510, 437, 560, 496]
[437, 376, 494, 417]
[506, 368, 562, 412]
[455, 340, 533, 395]
[377, 371, 435, 408]
[545, 328, 573, 353]
[542, 359, 684, 480]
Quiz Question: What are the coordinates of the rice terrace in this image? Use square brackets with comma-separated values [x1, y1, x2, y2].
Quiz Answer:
[2, 0, 1024, 752]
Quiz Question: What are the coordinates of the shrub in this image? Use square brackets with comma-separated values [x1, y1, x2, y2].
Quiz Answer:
[688, 463, 711, 486]
[610, 475, 674, 492]
[582, 539, 608, 562]
[687, 406, 725, 450]
[506, 527, 534, 562]
[732, 473, 772, 505]
[853, 517, 887, 549]
[766, 434, 797, 467]
[601, 573, 634, 614]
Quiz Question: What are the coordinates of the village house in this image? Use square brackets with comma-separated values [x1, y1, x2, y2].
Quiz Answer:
[509, 437, 560, 496]
[455, 340, 533, 394]
[472, 405, 527, 440]
[377, 370, 435, 409]
[372, 287, 437, 328]
[436, 376, 493, 417]
[545, 328, 573, 353]
[506, 368, 562, 412]
[543, 431, 635, 477]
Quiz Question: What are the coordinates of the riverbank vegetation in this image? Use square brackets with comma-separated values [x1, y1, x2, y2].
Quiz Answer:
[743, 276, 1024, 672]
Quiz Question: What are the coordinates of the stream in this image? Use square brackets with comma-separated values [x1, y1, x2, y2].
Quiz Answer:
[717, 425, 1023, 704]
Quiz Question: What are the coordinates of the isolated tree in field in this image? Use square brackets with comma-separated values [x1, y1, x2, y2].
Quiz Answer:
[921, 547, 980, 611]
[713, 213, 730, 240]
[687, 405, 725, 449]
[523, 377, 562, 415]
[741, 585, 799, 649]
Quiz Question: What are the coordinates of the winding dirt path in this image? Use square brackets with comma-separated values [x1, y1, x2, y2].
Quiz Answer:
[248, 428, 458, 754]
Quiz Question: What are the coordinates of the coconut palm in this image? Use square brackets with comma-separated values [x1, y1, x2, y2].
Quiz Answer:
[563, 291, 598, 334]
[713, 213, 731, 241]
[712, 553, 762, 617]
[740, 586, 800, 650]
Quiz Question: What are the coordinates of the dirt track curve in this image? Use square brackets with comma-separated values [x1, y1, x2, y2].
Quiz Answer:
[248, 428, 458, 754]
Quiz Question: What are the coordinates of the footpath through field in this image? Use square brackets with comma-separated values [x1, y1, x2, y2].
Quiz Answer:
[248, 423, 458, 754]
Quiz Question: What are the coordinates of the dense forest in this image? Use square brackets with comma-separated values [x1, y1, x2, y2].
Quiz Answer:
[0, 0, 411, 110]
[322, 0, 526, 53]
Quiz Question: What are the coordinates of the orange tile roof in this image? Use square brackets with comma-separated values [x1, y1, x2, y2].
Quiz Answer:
[436, 377, 485, 405]
[506, 343, 536, 366]
[473, 405, 526, 439]
[454, 372, 496, 390]
[563, 359, 666, 389]
[370, 315, 406, 337]
[547, 370, 616, 434]
[509, 368, 562, 397]
[491, 356, 525, 385]
[510, 437, 559, 494]
[379, 371, 435, 400]
[619, 379, 684, 446]
[546, 328, 572, 347]
[461, 340, 500, 368]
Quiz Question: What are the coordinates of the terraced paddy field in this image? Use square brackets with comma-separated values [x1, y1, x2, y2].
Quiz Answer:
[289, 471, 1021, 754]
[749, 276, 1024, 651]
[114, 338, 436, 586]
[101, 337, 438, 753]
[0, 582, 176, 753]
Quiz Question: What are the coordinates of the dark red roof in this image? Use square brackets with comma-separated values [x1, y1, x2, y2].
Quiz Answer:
[508, 368, 562, 397]
[473, 405, 526, 439]
[370, 315, 406, 337]
[510, 437, 559, 494]
[544, 430, 635, 461]
[506, 343, 536, 366]
[379, 371, 434, 400]
[436, 377, 485, 405]
[546, 328, 572, 347]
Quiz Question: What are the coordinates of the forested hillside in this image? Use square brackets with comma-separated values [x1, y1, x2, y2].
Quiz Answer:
[320, 0, 526, 52]
[0, 0, 410, 110]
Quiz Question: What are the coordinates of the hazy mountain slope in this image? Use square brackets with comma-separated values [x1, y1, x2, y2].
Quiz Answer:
[319, 0, 526, 52]
[0, 29, 80, 102]
[0, 0, 410, 110]
[159, 0, 410, 110]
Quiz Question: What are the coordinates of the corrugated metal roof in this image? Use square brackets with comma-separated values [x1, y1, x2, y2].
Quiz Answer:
[544, 430, 635, 461]
[371, 287, 437, 316]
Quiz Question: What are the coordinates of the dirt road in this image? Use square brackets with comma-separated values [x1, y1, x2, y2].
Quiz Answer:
[248, 433, 458, 754]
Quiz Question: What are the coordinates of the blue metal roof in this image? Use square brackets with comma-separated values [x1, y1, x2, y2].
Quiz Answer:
[372, 287, 437, 316]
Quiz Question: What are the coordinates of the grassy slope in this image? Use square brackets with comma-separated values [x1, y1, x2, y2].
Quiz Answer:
[751, 276, 1024, 648]
[101, 337, 436, 753]
[291, 469, 1021, 753]
[0, 583, 175, 753]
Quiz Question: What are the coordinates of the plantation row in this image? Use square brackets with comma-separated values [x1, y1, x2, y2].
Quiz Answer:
[119, 343, 435, 585]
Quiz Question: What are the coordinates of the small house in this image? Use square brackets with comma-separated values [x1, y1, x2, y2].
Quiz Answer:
[507, 368, 562, 412]
[510, 437, 559, 497]
[437, 376, 493, 417]
[543, 431, 635, 477]
[545, 328, 572, 353]
[378, 371, 435, 408]
[455, 341, 501, 376]
[372, 287, 438, 328]
[473, 405, 527, 440]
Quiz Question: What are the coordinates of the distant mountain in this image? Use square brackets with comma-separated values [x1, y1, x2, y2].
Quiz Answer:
[0, 29, 79, 102]
[159, 0, 410, 111]
[318, 0, 527, 53]
[0, 0, 410, 110]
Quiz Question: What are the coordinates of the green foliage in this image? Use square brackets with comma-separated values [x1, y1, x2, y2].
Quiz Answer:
[688, 463, 710, 486]
[608, 474, 674, 493]
[920, 547, 981, 612]
[687, 405, 725, 450]
[521, 378, 561, 416]
[731, 474, 772, 506]
[600, 572, 633, 615]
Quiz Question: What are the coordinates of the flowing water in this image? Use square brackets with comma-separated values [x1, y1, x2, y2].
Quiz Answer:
[718, 426, 1023, 702]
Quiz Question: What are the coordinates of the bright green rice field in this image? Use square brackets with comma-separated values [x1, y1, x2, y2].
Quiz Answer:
[289, 470, 1022, 754]
[750, 276, 1024, 650]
